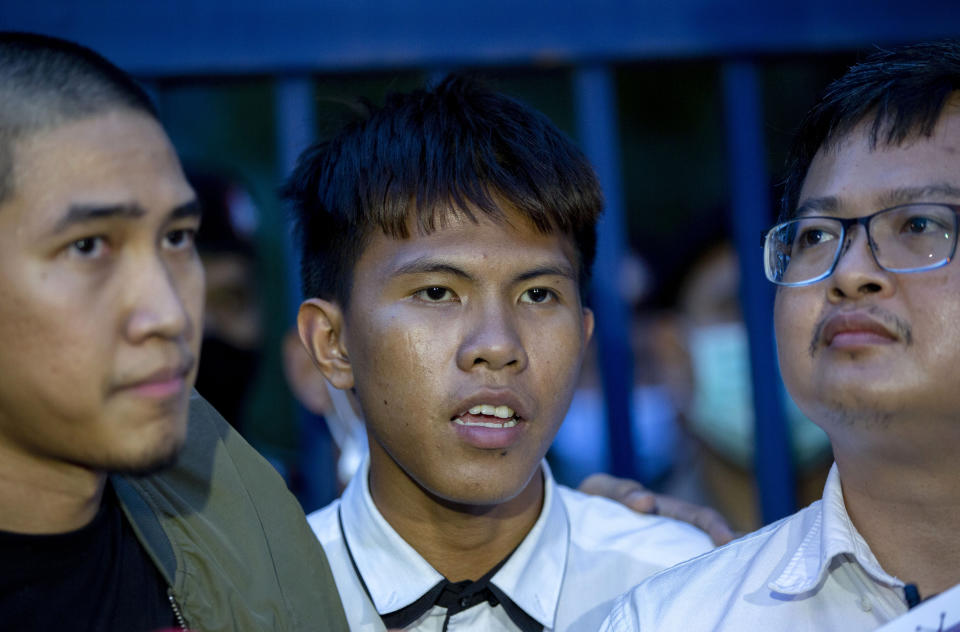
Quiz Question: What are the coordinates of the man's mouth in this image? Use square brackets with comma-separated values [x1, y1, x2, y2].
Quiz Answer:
[115, 355, 195, 398]
[811, 307, 911, 355]
[453, 404, 520, 428]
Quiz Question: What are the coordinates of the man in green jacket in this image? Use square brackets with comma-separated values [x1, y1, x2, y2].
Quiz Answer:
[0, 32, 348, 631]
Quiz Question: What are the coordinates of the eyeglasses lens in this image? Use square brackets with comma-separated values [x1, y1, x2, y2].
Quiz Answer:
[764, 204, 957, 285]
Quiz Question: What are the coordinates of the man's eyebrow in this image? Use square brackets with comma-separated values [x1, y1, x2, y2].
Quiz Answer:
[390, 259, 576, 284]
[49, 199, 201, 235]
[878, 183, 960, 206]
[795, 197, 838, 216]
[796, 185, 960, 218]
[52, 202, 145, 233]
[171, 199, 202, 220]
[514, 264, 577, 283]
[391, 259, 475, 281]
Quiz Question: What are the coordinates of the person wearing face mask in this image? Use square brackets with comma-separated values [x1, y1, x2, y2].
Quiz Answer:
[550, 253, 682, 489]
[656, 239, 832, 532]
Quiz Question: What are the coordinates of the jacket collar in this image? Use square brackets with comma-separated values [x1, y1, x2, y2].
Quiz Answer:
[113, 474, 177, 586]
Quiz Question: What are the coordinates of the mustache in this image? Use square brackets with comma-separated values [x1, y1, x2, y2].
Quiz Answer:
[809, 305, 912, 356]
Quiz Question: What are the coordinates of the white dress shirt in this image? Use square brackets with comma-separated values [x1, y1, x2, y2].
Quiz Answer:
[601, 464, 912, 632]
[307, 457, 712, 631]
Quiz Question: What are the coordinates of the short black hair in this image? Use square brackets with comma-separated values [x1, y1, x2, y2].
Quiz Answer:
[0, 31, 158, 204]
[781, 39, 960, 220]
[283, 74, 603, 308]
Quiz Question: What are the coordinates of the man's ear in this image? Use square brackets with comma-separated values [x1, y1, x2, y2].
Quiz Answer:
[582, 307, 595, 345]
[297, 298, 354, 390]
[281, 328, 333, 416]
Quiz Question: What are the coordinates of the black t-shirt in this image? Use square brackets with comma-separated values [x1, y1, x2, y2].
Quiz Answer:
[0, 482, 177, 632]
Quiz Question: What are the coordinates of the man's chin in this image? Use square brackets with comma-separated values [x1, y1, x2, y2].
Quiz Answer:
[105, 434, 186, 477]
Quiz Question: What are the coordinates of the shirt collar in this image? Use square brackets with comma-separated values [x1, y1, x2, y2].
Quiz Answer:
[489, 460, 568, 629]
[339, 456, 568, 628]
[339, 456, 443, 614]
[769, 462, 903, 594]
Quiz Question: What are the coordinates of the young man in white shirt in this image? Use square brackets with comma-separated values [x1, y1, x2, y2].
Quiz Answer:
[287, 75, 713, 631]
[602, 39, 960, 631]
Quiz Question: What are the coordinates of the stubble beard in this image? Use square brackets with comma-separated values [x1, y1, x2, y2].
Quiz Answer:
[109, 434, 185, 476]
[97, 407, 190, 477]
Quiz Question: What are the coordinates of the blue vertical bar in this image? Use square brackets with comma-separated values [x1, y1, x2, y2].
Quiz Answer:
[275, 75, 316, 314]
[275, 75, 338, 508]
[721, 60, 795, 523]
[573, 65, 637, 481]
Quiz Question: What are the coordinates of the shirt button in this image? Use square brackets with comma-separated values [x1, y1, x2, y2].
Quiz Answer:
[859, 597, 872, 612]
[460, 597, 470, 608]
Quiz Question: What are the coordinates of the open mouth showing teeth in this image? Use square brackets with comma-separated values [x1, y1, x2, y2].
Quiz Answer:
[453, 404, 520, 428]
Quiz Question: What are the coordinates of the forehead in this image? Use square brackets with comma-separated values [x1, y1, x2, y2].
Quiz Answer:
[682, 245, 740, 322]
[354, 208, 580, 284]
[799, 100, 960, 212]
[7, 109, 192, 224]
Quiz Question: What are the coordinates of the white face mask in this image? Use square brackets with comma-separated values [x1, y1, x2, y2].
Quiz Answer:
[323, 381, 368, 486]
[687, 322, 831, 470]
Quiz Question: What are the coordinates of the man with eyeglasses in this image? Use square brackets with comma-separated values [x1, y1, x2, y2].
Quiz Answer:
[601, 39, 960, 631]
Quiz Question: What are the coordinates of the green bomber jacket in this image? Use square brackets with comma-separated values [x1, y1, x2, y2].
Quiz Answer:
[112, 391, 349, 631]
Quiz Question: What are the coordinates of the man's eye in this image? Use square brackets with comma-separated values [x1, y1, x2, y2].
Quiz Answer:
[414, 286, 456, 302]
[68, 236, 107, 258]
[521, 287, 555, 304]
[164, 228, 197, 250]
[797, 227, 835, 249]
[901, 216, 942, 234]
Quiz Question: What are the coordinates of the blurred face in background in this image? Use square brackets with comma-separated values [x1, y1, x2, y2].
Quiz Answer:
[652, 243, 830, 530]
[190, 173, 264, 428]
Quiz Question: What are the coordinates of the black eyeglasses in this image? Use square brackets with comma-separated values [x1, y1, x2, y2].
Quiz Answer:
[762, 203, 960, 286]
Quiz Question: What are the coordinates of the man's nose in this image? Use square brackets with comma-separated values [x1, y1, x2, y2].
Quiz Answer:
[456, 300, 528, 372]
[124, 257, 196, 342]
[826, 226, 895, 301]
